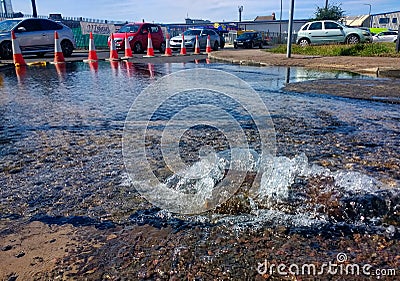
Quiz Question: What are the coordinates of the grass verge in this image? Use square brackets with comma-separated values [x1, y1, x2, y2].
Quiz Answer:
[268, 43, 400, 57]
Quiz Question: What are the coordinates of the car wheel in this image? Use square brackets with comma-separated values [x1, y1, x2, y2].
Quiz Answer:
[234, 44, 238, 49]
[61, 40, 74, 57]
[212, 41, 219, 51]
[159, 41, 166, 53]
[346, 34, 360, 44]
[298, 38, 310, 47]
[249, 42, 254, 49]
[0, 41, 12, 59]
[133, 42, 143, 54]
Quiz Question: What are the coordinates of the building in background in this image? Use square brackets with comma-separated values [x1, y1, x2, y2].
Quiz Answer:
[371, 10, 399, 30]
[341, 15, 371, 28]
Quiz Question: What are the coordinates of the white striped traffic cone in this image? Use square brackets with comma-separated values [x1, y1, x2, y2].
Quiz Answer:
[11, 30, 26, 67]
[144, 32, 155, 57]
[122, 32, 133, 59]
[194, 35, 201, 54]
[179, 33, 187, 55]
[107, 33, 120, 61]
[162, 33, 173, 56]
[53, 31, 65, 64]
[206, 35, 212, 53]
[83, 32, 98, 62]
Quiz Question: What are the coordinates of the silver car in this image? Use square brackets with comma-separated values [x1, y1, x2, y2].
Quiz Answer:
[297, 20, 371, 46]
[170, 28, 220, 51]
[0, 18, 76, 59]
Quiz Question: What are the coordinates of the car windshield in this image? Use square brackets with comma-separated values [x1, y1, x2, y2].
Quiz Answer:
[238, 33, 255, 39]
[118, 24, 140, 33]
[0, 19, 20, 32]
[184, 30, 201, 36]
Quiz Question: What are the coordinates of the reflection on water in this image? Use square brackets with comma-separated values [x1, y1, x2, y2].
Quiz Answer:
[0, 62, 398, 234]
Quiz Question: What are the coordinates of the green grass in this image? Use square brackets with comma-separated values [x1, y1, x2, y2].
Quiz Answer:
[268, 43, 400, 57]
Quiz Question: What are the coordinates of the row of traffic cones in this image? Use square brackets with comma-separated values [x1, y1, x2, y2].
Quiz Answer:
[103, 32, 214, 61]
[12, 30, 214, 67]
[12, 30, 66, 67]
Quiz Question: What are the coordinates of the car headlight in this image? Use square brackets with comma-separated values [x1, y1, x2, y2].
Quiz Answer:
[128, 36, 134, 41]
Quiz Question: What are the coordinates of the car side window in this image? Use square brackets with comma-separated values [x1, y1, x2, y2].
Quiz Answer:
[301, 24, 310, 31]
[202, 30, 210, 36]
[40, 19, 63, 31]
[309, 22, 322, 30]
[324, 22, 340, 30]
[16, 19, 42, 32]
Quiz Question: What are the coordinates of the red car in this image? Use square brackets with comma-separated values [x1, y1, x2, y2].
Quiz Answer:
[109, 22, 165, 54]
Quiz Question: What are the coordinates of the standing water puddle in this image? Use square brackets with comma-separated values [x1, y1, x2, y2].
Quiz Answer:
[0, 61, 399, 279]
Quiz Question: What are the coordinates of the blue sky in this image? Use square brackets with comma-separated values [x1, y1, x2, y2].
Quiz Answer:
[10, 0, 398, 23]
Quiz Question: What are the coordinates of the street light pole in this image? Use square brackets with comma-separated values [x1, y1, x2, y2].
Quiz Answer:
[31, 0, 38, 18]
[279, 0, 282, 44]
[363, 4, 371, 28]
[363, 3, 371, 15]
[238, 6, 243, 22]
[286, 0, 295, 58]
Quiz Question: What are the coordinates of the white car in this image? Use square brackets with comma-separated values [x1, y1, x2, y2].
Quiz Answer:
[372, 31, 398, 43]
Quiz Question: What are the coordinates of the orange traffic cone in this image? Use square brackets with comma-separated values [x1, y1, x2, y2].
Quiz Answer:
[179, 33, 187, 55]
[107, 33, 120, 61]
[144, 32, 155, 57]
[162, 33, 173, 57]
[194, 35, 201, 54]
[53, 31, 65, 64]
[122, 33, 133, 60]
[206, 35, 212, 53]
[83, 32, 98, 63]
[11, 31, 26, 66]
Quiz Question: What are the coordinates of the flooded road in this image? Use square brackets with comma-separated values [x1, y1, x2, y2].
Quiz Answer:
[0, 61, 399, 280]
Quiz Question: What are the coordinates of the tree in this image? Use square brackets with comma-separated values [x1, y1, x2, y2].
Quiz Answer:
[313, 3, 344, 21]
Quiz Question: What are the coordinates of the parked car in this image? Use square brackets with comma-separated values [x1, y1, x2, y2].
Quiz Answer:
[170, 28, 220, 51]
[234, 31, 264, 49]
[215, 30, 226, 49]
[296, 20, 371, 46]
[110, 22, 165, 54]
[372, 31, 398, 43]
[0, 18, 76, 59]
